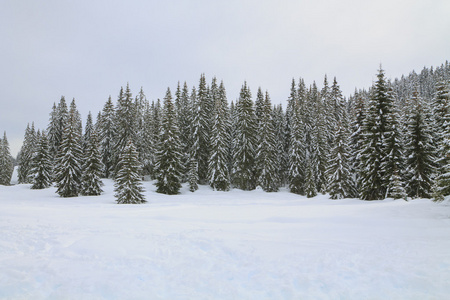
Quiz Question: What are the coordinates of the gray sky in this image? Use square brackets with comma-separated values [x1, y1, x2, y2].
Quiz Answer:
[1, 0, 449, 156]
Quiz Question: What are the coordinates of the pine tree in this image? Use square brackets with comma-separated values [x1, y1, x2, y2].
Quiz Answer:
[155, 88, 183, 195]
[112, 84, 136, 177]
[188, 87, 200, 192]
[404, 90, 437, 198]
[98, 96, 116, 178]
[349, 93, 366, 193]
[0, 132, 14, 186]
[83, 112, 94, 151]
[17, 123, 37, 184]
[382, 88, 406, 198]
[359, 67, 393, 200]
[273, 104, 288, 186]
[326, 123, 356, 199]
[55, 100, 83, 197]
[114, 140, 146, 204]
[208, 81, 231, 191]
[80, 129, 104, 196]
[197, 74, 213, 183]
[255, 91, 280, 192]
[30, 131, 52, 189]
[231, 82, 257, 190]
[288, 85, 306, 195]
[433, 114, 450, 201]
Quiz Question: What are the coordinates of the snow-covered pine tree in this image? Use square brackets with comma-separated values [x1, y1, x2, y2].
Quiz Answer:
[432, 78, 450, 163]
[148, 99, 162, 179]
[112, 84, 136, 177]
[134, 87, 148, 175]
[404, 89, 437, 198]
[288, 82, 306, 195]
[433, 107, 450, 201]
[54, 99, 83, 197]
[140, 101, 155, 177]
[47, 96, 68, 161]
[176, 82, 192, 181]
[98, 96, 116, 178]
[349, 93, 366, 193]
[197, 74, 213, 184]
[114, 140, 146, 204]
[325, 119, 356, 199]
[17, 123, 37, 184]
[231, 82, 257, 190]
[358, 67, 393, 200]
[83, 112, 94, 151]
[255, 91, 280, 192]
[0, 132, 14, 186]
[30, 131, 52, 189]
[381, 87, 406, 198]
[155, 88, 183, 195]
[81, 128, 104, 196]
[273, 104, 288, 186]
[208, 81, 231, 191]
[188, 86, 200, 192]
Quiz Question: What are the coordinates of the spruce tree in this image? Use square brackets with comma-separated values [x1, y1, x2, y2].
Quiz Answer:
[326, 123, 356, 199]
[404, 90, 437, 198]
[98, 96, 116, 178]
[55, 100, 83, 197]
[81, 129, 104, 196]
[17, 123, 37, 184]
[231, 82, 257, 190]
[433, 108, 450, 201]
[358, 68, 393, 200]
[188, 87, 200, 192]
[197, 74, 213, 183]
[114, 140, 146, 204]
[30, 131, 52, 189]
[0, 132, 14, 186]
[255, 91, 280, 192]
[155, 88, 183, 195]
[208, 81, 231, 191]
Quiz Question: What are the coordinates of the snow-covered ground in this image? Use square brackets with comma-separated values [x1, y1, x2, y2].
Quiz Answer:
[1, 180, 450, 300]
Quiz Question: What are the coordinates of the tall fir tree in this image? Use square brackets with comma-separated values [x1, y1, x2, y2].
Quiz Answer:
[0, 132, 14, 186]
[231, 82, 257, 190]
[197, 74, 213, 183]
[17, 123, 37, 184]
[188, 87, 200, 192]
[98, 96, 116, 178]
[208, 81, 231, 191]
[255, 91, 280, 192]
[325, 118, 356, 199]
[81, 128, 104, 196]
[155, 88, 183, 195]
[30, 131, 52, 189]
[433, 106, 450, 201]
[114, 140, 146, 204]
[55, 99, 83, 197]
[358, 67, 394, 200]
[404, 89, 437, 198]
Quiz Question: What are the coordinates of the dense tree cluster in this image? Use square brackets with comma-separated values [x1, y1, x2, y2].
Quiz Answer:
[12, 61, 450, 202]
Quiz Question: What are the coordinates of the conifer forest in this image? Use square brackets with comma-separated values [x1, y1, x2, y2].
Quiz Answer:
[1, 62, 450, 203]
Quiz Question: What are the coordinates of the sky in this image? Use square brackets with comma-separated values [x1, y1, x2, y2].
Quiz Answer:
[1, 0, 449, 156]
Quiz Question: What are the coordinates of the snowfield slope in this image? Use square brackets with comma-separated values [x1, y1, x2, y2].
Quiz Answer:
[1, 180, 450, 300]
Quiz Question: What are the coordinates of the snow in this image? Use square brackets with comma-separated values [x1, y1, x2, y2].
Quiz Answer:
[1, 181, 450, 299]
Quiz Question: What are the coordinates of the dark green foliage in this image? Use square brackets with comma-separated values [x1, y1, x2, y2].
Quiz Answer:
[98, 96, 116, 178]
[256, 91, 279, 192]
[30, 132, 52, 189]
[114, 140, 146, 204]
[155, 88, 183, 195]
[208, 81, 231, 191]
[0, 132, 14, 185]
[81, 129, 104, 196]
[17, 123, 37, 184]
[55, 100, 83, 198]
[404, 90, 437, 198]
[231, 82, 257, 190]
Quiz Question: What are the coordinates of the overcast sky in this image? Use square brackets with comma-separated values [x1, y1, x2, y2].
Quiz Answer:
[1, 0, 449, 156]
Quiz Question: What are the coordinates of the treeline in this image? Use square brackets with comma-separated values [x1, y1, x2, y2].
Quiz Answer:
[3, 62, 450, 203]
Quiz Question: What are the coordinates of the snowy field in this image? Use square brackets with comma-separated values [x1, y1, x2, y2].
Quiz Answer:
[1, 180, 450, 300]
